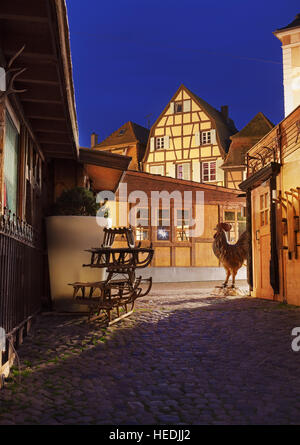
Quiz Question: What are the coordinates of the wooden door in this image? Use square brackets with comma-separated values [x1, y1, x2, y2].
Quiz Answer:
[252, 183, 274, 299]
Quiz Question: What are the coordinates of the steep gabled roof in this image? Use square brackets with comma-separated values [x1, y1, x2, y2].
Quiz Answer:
[142, 84, 237, 163]
[274, 13, 300, 33]
[96, 121, 149, 149]
[185, 86, 237, 153]
[231, 112, 274, 139]
[222, 112, 274, 168]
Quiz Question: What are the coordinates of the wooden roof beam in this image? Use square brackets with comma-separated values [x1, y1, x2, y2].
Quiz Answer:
[39, 140, 73, 146]
[27, 115, 66, 121]
[0, 13, 48, 23]
[17, 78, 59, 86]
[21, 98, 62, 105]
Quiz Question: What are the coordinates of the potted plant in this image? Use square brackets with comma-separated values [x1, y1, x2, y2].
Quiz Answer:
[46, 187, 107, 311]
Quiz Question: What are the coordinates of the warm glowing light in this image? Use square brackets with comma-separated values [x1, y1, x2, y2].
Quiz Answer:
[292, 75, 300, 91]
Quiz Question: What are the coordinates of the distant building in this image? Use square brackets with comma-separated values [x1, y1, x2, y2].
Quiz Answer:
[90, 121, 149, 171]
[222, 113, 274, 189]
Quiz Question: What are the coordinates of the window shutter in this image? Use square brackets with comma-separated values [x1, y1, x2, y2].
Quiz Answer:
[170, 102, 175, 114]
[183, 163, 190, 180]
[195, 132, 200, 147]
[183, 100, 191, 112]
[192, 161, 200, 182]
[158, 165, 164, 175]
[168, 163, 176, 178]
[150, 137, 155, 151]
[211, 129, 217, 144]
[164, 135, 169, 149]
[216, 159, 224, 183]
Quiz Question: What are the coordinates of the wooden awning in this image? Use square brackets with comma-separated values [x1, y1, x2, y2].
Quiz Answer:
[0, 0, 78, 159]
[79, 148, 132, 192]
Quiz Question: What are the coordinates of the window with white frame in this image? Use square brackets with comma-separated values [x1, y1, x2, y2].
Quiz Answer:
[224, 209, 246, 243]
[156, 137, 165, 150]
[201, 131, 212, 145]
[202, 161, 216, 182]
[176, 163, 190, 181]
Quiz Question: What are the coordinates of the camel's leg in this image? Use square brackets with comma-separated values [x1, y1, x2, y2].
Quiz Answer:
[223, 268, 231, 287]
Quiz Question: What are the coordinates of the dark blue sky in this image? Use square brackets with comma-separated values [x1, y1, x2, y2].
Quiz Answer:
[66, 0, 300, 147]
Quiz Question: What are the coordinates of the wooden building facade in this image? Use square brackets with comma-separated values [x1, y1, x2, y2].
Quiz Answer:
[240, 105, 300, 304]
[113, 170, 246, 282]
[0, 0, 130, 381]
[239, 14, 300, 306]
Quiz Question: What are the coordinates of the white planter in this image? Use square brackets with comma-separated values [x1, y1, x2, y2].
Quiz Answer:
[46, 216, 105, 312]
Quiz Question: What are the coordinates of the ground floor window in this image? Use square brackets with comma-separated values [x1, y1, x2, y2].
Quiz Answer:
[135, 208, 150, 240]
[176, 209, 190, 241]
[224, 208, 246, 243]
[4, 113, 19, 213]
[260, 191, 269, 226]
[156, 209, 170, 241]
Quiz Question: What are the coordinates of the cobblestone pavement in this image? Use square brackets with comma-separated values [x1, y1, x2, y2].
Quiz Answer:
[1, 281, 300, 425]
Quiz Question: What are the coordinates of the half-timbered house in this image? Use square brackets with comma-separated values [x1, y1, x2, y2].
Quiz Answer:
[142, 84, 237, 186]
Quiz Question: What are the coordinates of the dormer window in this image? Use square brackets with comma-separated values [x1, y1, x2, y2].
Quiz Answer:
[119, 129, 126, 135]
[174, 102, 183, 113]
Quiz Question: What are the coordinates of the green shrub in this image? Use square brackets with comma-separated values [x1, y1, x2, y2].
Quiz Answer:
[51, 187, 99, 216]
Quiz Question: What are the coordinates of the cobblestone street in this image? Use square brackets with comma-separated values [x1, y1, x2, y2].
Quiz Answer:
[1, 281, 300, 425]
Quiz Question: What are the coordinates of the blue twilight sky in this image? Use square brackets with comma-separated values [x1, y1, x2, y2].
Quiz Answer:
[66, 0, 300, 147]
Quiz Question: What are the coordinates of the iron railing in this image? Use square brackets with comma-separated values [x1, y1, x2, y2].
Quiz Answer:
[0, 208, 42, 333]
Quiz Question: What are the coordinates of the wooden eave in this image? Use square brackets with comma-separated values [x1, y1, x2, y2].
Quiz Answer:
[239, 162, 281, 192]
[125, 169, 242, 195]
[0, 0, 78, 160]
[79, 148, 132, 192]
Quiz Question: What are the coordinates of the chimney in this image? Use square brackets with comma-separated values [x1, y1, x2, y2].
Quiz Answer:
[91, 132, 98, 147]
[221, 105, 229, 122]
[274, 13, 300, 116]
